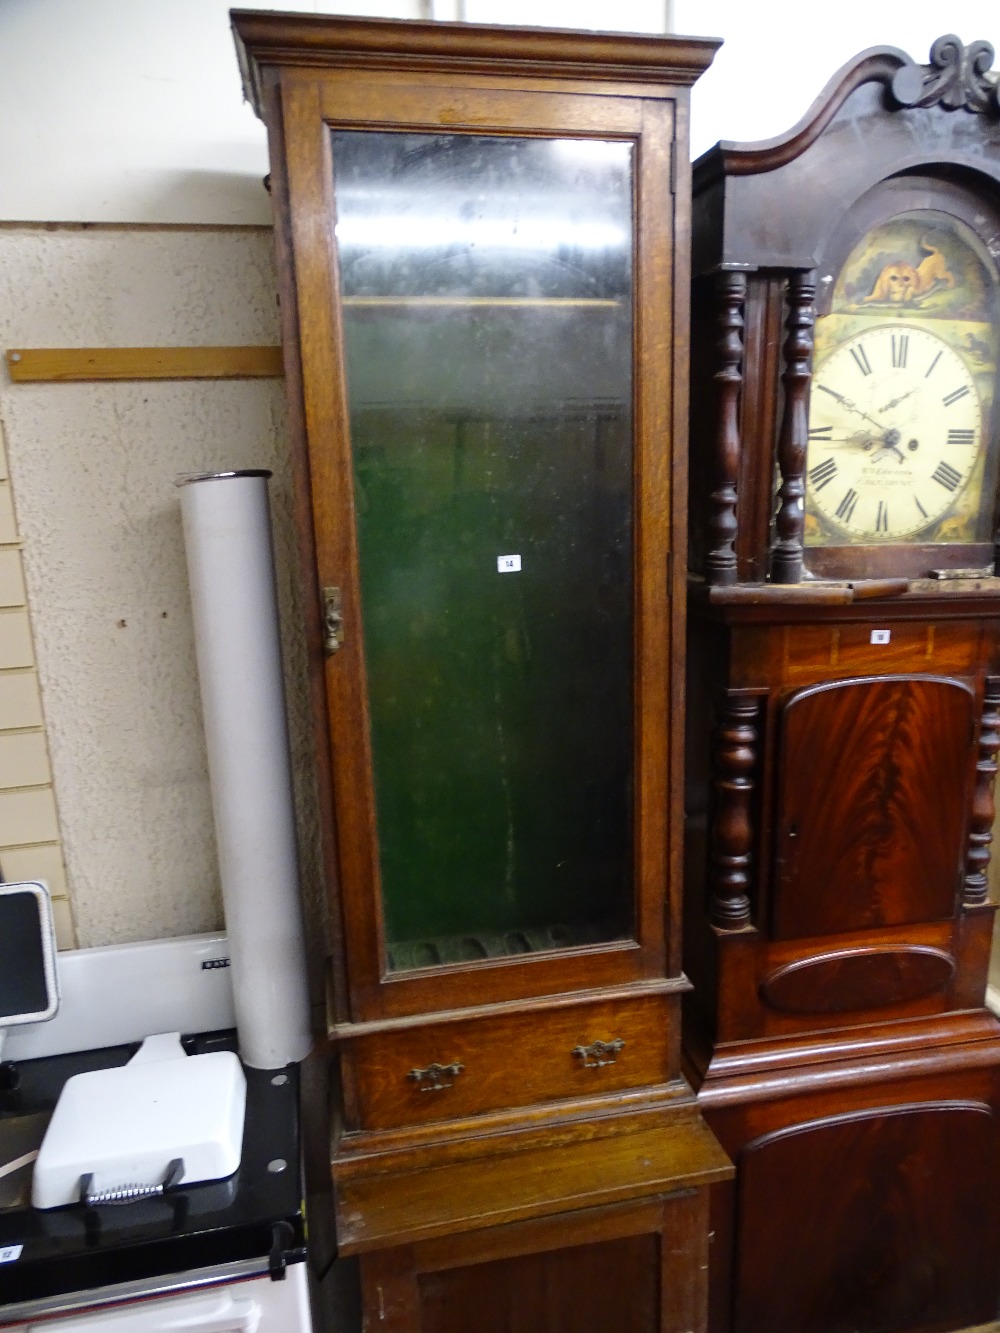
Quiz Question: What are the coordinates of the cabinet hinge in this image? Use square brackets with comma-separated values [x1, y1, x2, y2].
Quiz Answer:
[322, 585, 344, 656]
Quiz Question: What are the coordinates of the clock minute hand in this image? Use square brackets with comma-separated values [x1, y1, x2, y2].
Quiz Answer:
[814, 382, 885, 433]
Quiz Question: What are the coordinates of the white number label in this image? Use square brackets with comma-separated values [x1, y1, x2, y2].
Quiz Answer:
[497, 554, 522, 573]
[0, 1245, 23, 1264]
[870, 629, 891, 645]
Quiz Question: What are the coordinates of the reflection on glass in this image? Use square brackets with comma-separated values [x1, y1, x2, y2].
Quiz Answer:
[331, 131, 635, 971]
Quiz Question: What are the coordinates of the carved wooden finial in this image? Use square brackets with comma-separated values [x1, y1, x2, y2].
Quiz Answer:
[891, 35, 999, 115]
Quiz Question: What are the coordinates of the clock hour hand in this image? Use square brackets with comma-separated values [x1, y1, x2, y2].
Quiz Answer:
[878, 388, 917, 413]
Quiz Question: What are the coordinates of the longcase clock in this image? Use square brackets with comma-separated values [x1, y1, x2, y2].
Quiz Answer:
[232, 13, 729, 1333]
[687, 34, 1000, 1333]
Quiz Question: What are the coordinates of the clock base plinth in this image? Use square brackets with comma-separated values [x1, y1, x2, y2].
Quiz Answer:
[686, 1015, 1000, 1333]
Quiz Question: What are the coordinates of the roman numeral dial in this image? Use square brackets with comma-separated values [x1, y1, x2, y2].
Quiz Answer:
[804, 323, 983, 541]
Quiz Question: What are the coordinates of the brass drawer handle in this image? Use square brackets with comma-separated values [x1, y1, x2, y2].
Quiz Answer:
[572, 1038, 625, 1069]
[408, 1061, 464, 1092]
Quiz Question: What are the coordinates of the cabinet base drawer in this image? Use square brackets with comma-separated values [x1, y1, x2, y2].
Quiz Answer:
[341, 992, 677, 1131]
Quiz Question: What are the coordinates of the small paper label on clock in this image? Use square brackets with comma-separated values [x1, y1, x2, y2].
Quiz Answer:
[497, 554, 521, 573]
[0, 1245, 23, 1264]
[870, 629, 891, 645]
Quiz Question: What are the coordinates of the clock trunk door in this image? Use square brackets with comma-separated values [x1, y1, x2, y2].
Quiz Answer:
[771, 675, 974, 940]
[279, 79, 681, 1018]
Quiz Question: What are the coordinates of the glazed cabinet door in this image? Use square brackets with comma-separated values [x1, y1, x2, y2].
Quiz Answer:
[276, 73, 684, 1019]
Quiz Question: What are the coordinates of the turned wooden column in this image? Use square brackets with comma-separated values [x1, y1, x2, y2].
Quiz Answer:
[770, 271, 816, 584]
[708, 693, 758, 929]
[705, 270, 746, 586]
[964, 675, 1000, 906]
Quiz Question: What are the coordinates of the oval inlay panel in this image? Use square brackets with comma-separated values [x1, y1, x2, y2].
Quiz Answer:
[761, 946, 955, 1015]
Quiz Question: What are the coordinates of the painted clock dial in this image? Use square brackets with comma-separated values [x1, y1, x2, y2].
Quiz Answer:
[803, 209, 1000, 559]
[806, 324, 983, 540]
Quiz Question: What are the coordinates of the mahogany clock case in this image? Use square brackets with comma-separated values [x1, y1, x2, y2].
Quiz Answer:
[686, 34, 1000, 1333]
[233, 13, 730, 1333]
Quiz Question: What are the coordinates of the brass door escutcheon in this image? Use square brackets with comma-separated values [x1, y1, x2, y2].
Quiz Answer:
[408, 1061, 464, 1092]
[572, 1038, 625, 1068]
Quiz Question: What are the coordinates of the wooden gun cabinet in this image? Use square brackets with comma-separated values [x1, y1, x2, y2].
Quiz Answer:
[686, 33, 1000, 1333]
[232, 12, 729, 1331]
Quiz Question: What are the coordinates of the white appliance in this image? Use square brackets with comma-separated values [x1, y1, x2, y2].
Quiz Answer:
[0, 882, 59, 1063]
[0, 935, 317, 1333]
[4, 1263, 312, 1333]
[31, 1033, 246, 1210]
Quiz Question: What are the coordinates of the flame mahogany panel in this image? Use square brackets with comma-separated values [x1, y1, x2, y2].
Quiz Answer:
[733, 1102, 1000, 1333]
[772, 675, 974, 940]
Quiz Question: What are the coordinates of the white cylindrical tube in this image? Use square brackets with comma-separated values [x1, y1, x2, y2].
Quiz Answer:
[178, 470, 312, 1069]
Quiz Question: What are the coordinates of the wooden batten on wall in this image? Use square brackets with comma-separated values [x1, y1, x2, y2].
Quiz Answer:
[5, 346, 283, 382]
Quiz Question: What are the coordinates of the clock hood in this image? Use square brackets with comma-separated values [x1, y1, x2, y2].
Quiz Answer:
[692, 36, 1000, 277]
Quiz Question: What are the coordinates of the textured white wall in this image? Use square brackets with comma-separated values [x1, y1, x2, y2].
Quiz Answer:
[0, 225, 320, 947]
[0, 0, 423, 226]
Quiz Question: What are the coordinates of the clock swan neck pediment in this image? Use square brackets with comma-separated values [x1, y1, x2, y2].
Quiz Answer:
[692, 45, 911, 188]
[696, 34, 1000, 193]
[692, 36, 1000, 277]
